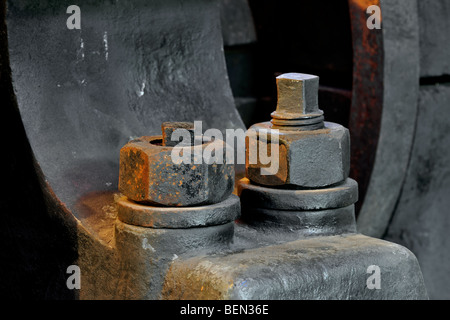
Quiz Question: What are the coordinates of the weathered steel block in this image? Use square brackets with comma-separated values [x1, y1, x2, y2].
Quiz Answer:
[241, 205, 357, 237]
[161, 233, 428, 300]
[119, 136, 234, 206]
[246, 121, 350, 188]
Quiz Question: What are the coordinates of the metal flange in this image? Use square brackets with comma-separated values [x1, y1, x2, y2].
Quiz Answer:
[240, 205, 357, 237]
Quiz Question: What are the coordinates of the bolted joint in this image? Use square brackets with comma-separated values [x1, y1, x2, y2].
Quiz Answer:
[271, 73, 324, 130]
[245, 72, 350, 188]
[246, 122, 350, 188]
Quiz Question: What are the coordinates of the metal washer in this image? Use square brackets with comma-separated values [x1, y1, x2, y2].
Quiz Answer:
[238, 178, 358, 210]
[117, 194, 240, 229]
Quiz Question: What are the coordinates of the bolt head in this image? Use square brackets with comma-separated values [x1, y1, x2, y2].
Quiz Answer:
[271, 73, 321, 120]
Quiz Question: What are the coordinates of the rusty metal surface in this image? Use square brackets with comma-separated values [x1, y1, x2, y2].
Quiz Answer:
[6, 0, 245, 219]
[161, 122, 196, 147]
[2, 0, 244, 299]
[246, 73, 350, 188]
[119, 135, 234, 206]
[347, 0, 384, 214]
[1, 0, 433, 300]
[354, 0, 420, 236]
[113, 220, 236, 300]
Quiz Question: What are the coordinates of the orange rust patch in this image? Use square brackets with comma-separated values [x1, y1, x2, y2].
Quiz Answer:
[161, 261, 234, 300]
[351, 0, 380, 10]
[74, 190, 120, 247]
[119, 146, 150, 202]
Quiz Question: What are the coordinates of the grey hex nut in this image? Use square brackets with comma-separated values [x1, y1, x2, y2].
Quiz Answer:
[246, 121, 350, 188]
[119, 136, 235, 206]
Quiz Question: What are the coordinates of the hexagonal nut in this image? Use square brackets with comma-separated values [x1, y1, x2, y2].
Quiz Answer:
[119, 136, 235, 206]
[246, 122, 350, 188]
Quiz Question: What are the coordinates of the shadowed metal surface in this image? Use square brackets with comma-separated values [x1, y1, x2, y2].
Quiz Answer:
[6, 0, 245, 219]
[352, 0, 420, 237]
[385, 84, 450, 299]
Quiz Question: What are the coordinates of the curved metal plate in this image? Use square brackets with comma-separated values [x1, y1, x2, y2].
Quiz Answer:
[6, 0, 245, 226]
[349, 0, 420, 237]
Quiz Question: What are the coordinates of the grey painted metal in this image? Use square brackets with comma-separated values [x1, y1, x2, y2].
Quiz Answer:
[220, 0, 257, 46]
[233, 63, 427, 299]
[117, 194, 240, 229]
[238, 178, 358, 211]
[118, 135, 235, 206]
[4, 0, 246, 300]
[357, 0, 420, 237]
[418, 0, 450, 77]
[114, 220, 235, 299]
[3, 0, 431, 300]
[385, 85, 450, 299]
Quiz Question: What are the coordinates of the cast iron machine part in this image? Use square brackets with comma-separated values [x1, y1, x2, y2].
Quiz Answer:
[112, 74, 428, 299]
[2, 0, 439, 300]
[117, 122, 239, 226]
[223, 73, 427, 299]
[113, 123, 240, 299]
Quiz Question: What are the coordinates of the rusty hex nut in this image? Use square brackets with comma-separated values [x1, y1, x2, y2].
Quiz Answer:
[119, 136, 234, 206]
[246, 121, 350, 188]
